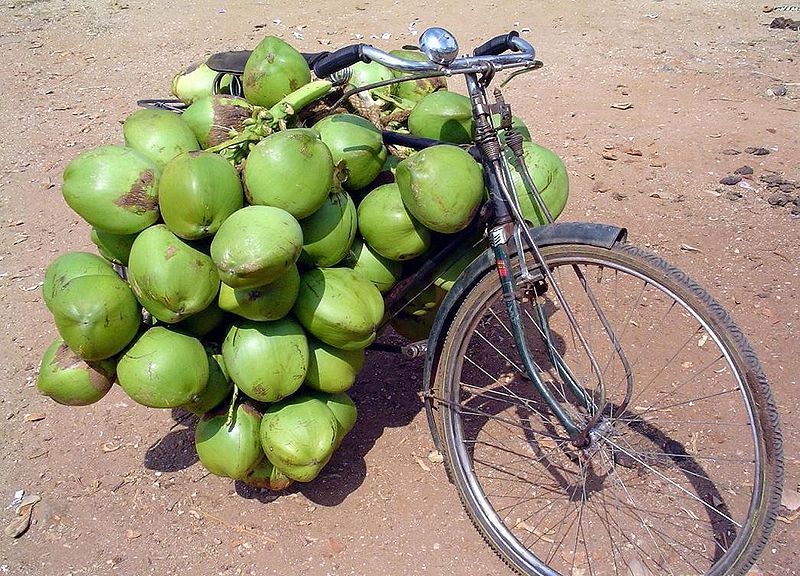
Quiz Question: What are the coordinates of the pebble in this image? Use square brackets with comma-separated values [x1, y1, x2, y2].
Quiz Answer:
[745, 147, 770, 156]
[733, 165, 754, 176]
[766, 85, 787, 97]
[721, 148, 740, 155]
[720, 175, 742, 185]
[767, 192, 792, 207]
[725, 190, 743, 201]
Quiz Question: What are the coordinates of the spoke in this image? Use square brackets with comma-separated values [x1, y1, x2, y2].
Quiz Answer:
[601, 436, 742, 528]
[598, 449, 676, 575]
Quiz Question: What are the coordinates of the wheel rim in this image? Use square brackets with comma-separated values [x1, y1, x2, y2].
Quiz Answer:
[441, 250, 765, 576]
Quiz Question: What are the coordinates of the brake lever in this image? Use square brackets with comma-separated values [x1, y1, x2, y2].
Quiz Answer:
[499, 60, 544, 88]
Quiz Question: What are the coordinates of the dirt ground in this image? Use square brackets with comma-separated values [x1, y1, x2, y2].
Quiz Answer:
[1, 1, 798, 574]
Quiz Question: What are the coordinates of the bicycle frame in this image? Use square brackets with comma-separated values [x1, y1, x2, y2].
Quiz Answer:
[372, 69, 630, 446]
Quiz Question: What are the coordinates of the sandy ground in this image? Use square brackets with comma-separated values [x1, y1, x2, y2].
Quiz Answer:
[0, 1, 798, 574]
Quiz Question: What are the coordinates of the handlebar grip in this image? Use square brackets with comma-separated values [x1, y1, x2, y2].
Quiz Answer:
[473, 31, 521, 56]
[313, 44, 369, 77]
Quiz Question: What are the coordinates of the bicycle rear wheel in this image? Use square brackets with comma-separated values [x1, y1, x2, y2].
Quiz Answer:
[432, 243, 782, 575]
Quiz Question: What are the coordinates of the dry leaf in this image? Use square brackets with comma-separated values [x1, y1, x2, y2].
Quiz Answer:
[101, 442, 122, 453]
[24, 413, 45, 422]
[611, 102, 633, 110]
[680, 243, 702, 253]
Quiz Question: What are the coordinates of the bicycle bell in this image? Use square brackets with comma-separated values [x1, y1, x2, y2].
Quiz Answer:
[419, 27, 458, 65]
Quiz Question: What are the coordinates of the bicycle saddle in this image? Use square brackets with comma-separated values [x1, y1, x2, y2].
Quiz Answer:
[206, 50, 331, 75]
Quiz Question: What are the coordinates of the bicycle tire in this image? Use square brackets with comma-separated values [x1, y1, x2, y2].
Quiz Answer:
[432, 242, 783, 576]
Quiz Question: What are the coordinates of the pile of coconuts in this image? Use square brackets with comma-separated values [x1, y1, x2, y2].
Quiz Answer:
[38, 34, 570, 490]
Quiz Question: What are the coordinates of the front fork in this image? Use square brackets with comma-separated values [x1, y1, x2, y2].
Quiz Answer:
[466, 71, 606, 446]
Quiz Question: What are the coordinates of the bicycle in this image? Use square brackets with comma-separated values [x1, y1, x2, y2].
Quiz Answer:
[149, 27, 784, 576]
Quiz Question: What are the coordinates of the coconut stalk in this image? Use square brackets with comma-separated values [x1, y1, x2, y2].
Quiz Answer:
[206, 79, 333, 165]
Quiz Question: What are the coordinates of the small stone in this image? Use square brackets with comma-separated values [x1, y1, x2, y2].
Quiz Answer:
[766, 85, 787, 97]
[744, 147, 770, 156]
[760, 173, 785, 185]
[791, 205, 800, 216]
[733, 165, 754, 176]
[612, 191, 627, 201]
[720, 175, 742, 186]
[721, 148, 741, 155]
[725, 190, 743, 201]
[779, 182, 799, 193]
[767, 192, 792, 206]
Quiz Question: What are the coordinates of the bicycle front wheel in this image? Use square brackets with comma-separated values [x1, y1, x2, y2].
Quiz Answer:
[432, 243, 782, 576]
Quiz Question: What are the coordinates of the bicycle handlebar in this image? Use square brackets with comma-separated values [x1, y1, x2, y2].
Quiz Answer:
[312, 44, 368, 78]
[472, 31, 521, 56]
[312, 30, 536, 79]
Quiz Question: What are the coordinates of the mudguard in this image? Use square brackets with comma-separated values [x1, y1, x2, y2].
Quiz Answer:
[422, 221, 627, 451]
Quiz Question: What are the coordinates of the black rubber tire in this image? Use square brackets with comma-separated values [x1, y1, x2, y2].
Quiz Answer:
[433, 243, 783, 576]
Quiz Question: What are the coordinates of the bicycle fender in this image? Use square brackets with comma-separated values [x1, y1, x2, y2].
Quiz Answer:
[421, 221, 627, 451]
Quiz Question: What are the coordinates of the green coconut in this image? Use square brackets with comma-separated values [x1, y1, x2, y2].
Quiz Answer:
[243, 35, 311, 107]
[344, 237, 403, 293]
[36, 338, 115, 406]
[218, 264, 300, 321]
[90, 228, 138, 266]
[305, 336, 365, 394]
[49, 274, 141, 361]
[158, 151, 243, 240]
[62, 145, 160, 235]
[180, 351, 233, 415]
[314, 391, 357, 448]
[396, 145, 484, 234]
[181, 95, 254, 148]
[491, 113, 532, 142]
[408, 91, 475, 144]
[43, 251, 119, 311]
[357, 183, 430, 261]
[390, 284, 446, 341]
[298, 187, 357, 267]
[505, 141, 570, 226]
[433, 236, 488, 292]
[389, 49, 447, 105]
[391, 308, 437, 342]
[173, 301, 226, 338]
[313, 114, 387, 191]
[195, 402, 263, 479]
[222, 317, 309, 403]
[242, 457, 294, 490]
[210, 205, 303, 289]
[347, 60, 395, 107]
[243, 129, 333, 218]
[122, 108, 200, 168]
[171, 61, 232, 104]
[260, 394, 339, 483]
[117, 326, 208, 408]
[293, 267, 384, 350]
[127, 225, 220, 323]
